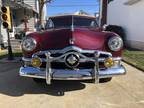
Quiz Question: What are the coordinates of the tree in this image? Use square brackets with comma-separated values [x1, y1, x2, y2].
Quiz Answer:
[38, 0, 53, 25]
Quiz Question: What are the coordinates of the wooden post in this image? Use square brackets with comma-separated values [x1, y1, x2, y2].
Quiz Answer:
[7, 28, 14, 60]
[100, 0, 108, 27]
[24, 16, 28, 32]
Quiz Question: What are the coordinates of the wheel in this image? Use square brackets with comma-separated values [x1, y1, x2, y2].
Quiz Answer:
[33, 78, 46, 83]
[99, 77, 112, 83]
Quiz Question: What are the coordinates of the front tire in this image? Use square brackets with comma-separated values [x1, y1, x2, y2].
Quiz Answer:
[99, 77, 112, 83]
[33, 78, 46, 83]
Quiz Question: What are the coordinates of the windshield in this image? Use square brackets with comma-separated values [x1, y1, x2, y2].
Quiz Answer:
[45, 16, 98, 29]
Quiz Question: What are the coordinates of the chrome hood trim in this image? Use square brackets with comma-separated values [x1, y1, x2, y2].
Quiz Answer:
[33, 46, 112, 56]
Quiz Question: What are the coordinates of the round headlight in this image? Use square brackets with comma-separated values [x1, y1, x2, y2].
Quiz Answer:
[22, 37, 37, 51]
[108, 36, 123, 51]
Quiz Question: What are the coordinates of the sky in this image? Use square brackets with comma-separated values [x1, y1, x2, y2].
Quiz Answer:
[46, 0, 100, 17]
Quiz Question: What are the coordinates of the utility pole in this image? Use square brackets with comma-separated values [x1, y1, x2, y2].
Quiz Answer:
[100, 0, 108, 27]
[99, 0, 114, 27]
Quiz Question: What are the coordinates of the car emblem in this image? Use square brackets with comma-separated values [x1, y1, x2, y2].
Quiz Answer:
[65, 53, 79, 68]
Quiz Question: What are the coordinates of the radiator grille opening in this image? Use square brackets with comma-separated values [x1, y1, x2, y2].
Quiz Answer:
[38, 52, 109, 69]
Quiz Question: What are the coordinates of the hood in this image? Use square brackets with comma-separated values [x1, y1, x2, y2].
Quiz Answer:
[30, 28, 110, 51]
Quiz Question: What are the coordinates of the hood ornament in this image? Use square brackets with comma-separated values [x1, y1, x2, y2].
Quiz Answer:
[71, 15, 74, 32]
[69, 38, 75, 45]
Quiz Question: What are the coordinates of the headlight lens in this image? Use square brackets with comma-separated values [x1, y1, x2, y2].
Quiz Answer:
[22, 37, 37, 51]
[108, 36, 123, 51]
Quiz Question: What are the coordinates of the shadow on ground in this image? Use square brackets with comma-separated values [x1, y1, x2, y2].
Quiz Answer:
[0, 62, 86, 97]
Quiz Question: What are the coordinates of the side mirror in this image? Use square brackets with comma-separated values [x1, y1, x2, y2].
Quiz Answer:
[90, 20, 99, 28]
[90, 21, 96, 27]
[102, 24, 108, 31]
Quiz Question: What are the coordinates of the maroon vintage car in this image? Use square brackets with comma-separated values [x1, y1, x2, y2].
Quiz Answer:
[19, 14, 126, 85]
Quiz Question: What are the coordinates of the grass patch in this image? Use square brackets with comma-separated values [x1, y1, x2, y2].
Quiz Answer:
[0, 50, 22, 59]
[123, 50, 144, 71]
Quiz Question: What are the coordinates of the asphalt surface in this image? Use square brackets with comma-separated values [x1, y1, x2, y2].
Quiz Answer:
[0, 62, 144, 108]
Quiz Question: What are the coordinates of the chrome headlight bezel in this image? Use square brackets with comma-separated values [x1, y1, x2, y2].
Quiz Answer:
[22, 37, 37, 52]
[108, 36, 123, 51]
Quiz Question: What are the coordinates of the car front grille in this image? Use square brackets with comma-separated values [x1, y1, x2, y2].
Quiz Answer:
[40, 62, 105, 69]
[39, 52, 107, 69]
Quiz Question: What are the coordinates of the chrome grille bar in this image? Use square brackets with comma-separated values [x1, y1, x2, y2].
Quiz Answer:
[45, 52, 52, 85]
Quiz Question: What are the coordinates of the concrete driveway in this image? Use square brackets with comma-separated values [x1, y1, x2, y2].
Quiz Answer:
[0, 62, 143, 108]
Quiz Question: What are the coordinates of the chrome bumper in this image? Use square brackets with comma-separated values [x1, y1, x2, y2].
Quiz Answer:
[20, 65, 126, 83]
[19, 46, 126, 85]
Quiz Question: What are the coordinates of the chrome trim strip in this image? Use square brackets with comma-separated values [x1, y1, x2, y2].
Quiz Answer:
[33, 46, 112, 56]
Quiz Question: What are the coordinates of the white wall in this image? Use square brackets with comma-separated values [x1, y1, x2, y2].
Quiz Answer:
[107, 0, 144, 50]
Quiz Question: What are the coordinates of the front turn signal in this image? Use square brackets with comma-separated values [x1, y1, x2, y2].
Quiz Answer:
[104, 57, 114, 68]
[31, 57, 42, 67]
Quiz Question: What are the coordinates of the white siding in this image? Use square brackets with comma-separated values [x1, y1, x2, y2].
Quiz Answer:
[107, 0, 144, 50]
[24, 0, 36, 10]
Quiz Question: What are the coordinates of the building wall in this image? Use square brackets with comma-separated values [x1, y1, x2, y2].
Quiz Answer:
[107, 0, 144, 50]
[13, 8, 35, 32]
[15, 0, 38, 31]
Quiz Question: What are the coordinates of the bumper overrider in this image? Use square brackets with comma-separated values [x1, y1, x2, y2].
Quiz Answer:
[19, 46, 126, 85]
